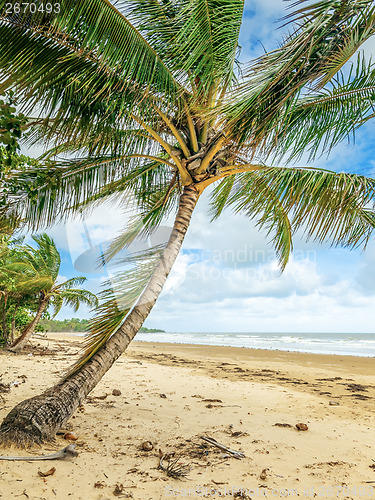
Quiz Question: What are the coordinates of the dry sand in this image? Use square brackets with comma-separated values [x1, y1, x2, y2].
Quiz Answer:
[0, 333, 374, 499]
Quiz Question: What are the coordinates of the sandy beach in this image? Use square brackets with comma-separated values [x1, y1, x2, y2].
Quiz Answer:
[0, 333, 374, 499]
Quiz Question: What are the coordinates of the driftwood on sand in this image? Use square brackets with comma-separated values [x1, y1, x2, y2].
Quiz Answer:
[201, 436, 245, 459]
[0, 444, 78, 461]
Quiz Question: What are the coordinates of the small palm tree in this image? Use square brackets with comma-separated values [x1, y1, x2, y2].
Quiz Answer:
[0, 236, 34, 345]
[8, 233, 98, 352]
[0, 0, 375, 446]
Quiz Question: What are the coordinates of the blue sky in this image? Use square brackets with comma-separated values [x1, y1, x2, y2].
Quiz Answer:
[24, 0, 375, 333]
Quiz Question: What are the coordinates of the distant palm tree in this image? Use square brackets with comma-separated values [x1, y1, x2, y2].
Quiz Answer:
[0, 237, 26, 346]
[8, 234, 98, 352]
[0, 0, 375, 446]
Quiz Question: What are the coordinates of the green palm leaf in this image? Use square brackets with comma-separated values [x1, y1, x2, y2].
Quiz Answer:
[225, 167, 375, 269]
[55, 288, 98, 313]
[104, 186, 178, 264]
[220, 0, 375, 149]
[265, 53, 375, 162]
[5, 146, 175, 228]
[126, 0, 244, 95]
[57, 277, 88, 290]
[173, 0, 244, 93]
[0, 0, 184, 144]
[67, 246, 164, 375]
[212, 171, 293, 269]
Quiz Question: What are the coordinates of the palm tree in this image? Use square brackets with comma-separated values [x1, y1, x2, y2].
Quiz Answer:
[0, 0, 375, 446]
[0, 236, 33, 346]
[7, 233, 98, 352]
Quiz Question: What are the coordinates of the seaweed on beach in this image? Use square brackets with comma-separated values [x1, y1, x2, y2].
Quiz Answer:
[0, 378, 10, 399]
[159, 453, 191, 479]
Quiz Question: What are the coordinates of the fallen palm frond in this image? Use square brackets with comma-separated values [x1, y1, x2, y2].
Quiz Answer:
[159, 453, 191, 479]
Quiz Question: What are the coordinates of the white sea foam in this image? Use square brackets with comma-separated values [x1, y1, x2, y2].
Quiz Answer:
[134, 330, 375, 357]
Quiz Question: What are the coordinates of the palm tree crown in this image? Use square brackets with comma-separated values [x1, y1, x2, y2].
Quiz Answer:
[0, 1, 374, 246]
[8, 233, 98, 351]
[16, 233, 98, 315]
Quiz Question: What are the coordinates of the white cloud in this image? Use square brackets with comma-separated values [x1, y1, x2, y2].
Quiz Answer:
[148, 275, 375, 334]
[239, 0, 287, 62]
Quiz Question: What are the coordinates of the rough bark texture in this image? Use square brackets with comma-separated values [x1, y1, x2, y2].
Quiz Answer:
[0, 186, 199, 447]
[9, 299, 49, 352]
[10, 300, 21, 344]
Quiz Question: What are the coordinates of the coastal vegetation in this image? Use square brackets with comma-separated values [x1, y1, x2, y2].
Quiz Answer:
[138, 327, 166, 333]
[0, 90, 38, 234]
[0, 92, 98, 350]
[0, 0, 375, 446]
[0, 234, 98, 350]
[39, 318, 165, 334]
[40, 318, 90, 333]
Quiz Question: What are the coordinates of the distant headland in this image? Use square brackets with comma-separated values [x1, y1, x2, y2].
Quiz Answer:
[40, 318, 165, 334]
[139, 327, 166, 333]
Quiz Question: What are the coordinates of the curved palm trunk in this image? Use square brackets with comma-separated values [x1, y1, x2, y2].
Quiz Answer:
[9, 298, 49, 352]
[9, 299, 21, 345]
[0, 186, 199, 447]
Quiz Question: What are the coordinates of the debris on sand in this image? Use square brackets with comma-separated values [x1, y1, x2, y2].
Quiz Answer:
[295, 423, 308, 431]
[141, 441, 153, 452]
[201, 436, 245, 459]
[64, 432, 78, 441]
[159, 453, 191, 479]
[94, 481, 106, 488]
[0, 377, 10, 395]
[113, 483, 133, 497]
[38, 467, 56, 477]
[93, 394, 108, 400]
[259, 468, 268, 480]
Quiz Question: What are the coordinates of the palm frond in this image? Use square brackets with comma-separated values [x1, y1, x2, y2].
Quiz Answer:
[209, 175, 236, 220]
[266, 53, 375, 162]
[6, 234, 61, 286]
[4, 143, 174, 228]
[224, 166, 375, 269]
[220, 0, 375, 150]
[56, 277, 88, 290]
[125, 0, 188, 82]
[103, 179, 178, 265]
[66, 246, 164, 375]
[173, 0, 244, 94]
[0, 0, 184, 142]
[13, 274, 54, 294]
[33, 128, 152, 160]
[59, 288, 99, 311]
[220, 171, 293, 269]
[29, 234, 61, 280]
[50, 295, 63, 317]
[126, 0, 244, 95]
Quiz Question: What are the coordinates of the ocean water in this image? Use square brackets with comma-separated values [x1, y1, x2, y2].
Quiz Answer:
[134, 330, 375, 357]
